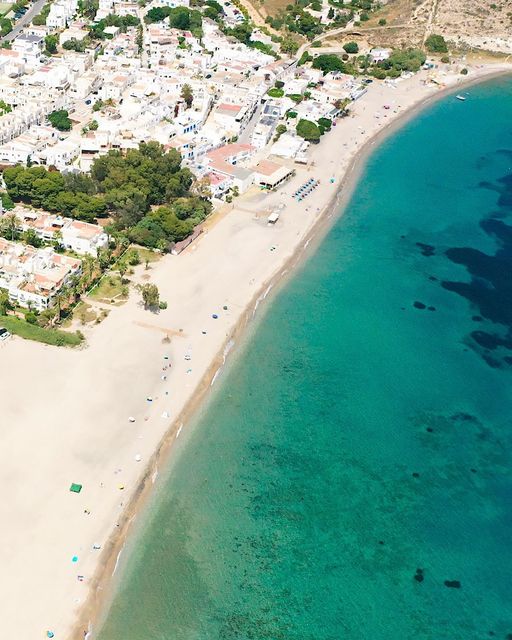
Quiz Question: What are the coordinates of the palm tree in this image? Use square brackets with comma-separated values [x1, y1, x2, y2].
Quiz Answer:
[53, 290, 64, 322]
[192, 176, 212, 200]
[81, 255, 95, 293]
[118, 259, 127, 282]
[68, 275, 81, 302]
[4, 213, 20, 242]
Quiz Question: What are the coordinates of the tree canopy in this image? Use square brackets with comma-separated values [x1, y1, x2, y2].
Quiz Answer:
[44, 34, 58, 54]
[140, 282, 160, 308]
[379, 48, 426, 72]
[425, 34, 448, 53]
[296, 119, 321, 142]
[312, 54, 344, 74]
[343, 41, 359, 53]
[2, 142, 212, 247]
[145, 5, 202, 35]
[48, 110, 72, 131]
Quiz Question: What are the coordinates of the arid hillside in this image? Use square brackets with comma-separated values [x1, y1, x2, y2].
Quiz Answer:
[253, 0, 512, 54]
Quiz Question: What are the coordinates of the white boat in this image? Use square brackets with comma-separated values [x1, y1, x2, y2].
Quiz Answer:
[456, 95, 466, 101]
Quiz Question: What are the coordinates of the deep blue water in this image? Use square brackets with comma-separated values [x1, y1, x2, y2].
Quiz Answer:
[98, 76, 512, 639]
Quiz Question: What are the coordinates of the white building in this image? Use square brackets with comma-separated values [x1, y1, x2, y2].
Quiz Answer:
[370, 48, 391, 63]
[2, 207, 109, 256]
[46, 0, 78, 29]
[251, 116, 277, 149]
[12, 34, 44, 68]
[0, 238, 82, 310]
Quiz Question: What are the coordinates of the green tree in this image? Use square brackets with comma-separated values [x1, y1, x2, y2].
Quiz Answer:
[117, 258, 128, 280]
[312, 54, 344, 74]
[296, 118, 321, 142]
[0, 192, 14, 210]
[317, 117, 332, 132]
[0, 289, 11, 315]
[0, 18, 12, 37]
[22, 228, 42, 247]
[273, 123, 287, 141]
[78, 0, 99, 18]
[297, 50, 312, 66]
[63, 37, 87, 52]
[425, 33, 448, 53]
[44, 34, 58, 54]
[181, 83, 193, 108]
[136, 24, 143, 53]
[343, 41, 359, 54]
[280, 36, 298, 54]
[140, 282, 160, 308]
[0, 100, 11, 115]
[2, 212, 20, 241]
[48, 110, 72, 131]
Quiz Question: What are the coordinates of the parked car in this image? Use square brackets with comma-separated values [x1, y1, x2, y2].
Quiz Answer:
[0, 327, 11, 341]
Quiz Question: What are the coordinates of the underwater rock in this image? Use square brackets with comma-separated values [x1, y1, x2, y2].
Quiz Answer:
[416, 242, 436, 257]
[444, 580, 461, 589]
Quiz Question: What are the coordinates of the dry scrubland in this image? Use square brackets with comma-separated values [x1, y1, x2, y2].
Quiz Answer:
[257, 0, 512, 53]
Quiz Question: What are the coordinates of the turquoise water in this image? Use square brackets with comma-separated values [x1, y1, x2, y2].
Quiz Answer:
[97, 77, 512, 640]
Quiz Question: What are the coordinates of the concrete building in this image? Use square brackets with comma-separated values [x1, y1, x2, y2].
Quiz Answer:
[0, 238, 81, 310]
[3, 207, 109, 256]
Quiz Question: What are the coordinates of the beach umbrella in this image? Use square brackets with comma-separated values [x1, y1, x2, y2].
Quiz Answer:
[47, 632, 54, 639]
[212, 314, 218, 319]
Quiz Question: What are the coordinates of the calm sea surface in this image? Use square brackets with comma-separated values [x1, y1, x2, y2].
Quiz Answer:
[97, 77, 512, 639]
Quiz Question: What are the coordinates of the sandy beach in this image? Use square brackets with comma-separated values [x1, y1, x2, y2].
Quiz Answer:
[0, 63, 510, 640]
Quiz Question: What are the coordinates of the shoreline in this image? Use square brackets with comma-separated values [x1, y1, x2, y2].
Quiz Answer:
[0, 65, 507, 640]
[76, 66, 512, 638]
[77, 65, 512, 639]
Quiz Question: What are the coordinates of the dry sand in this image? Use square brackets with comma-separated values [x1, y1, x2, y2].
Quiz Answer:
[0, 63, 509, 640]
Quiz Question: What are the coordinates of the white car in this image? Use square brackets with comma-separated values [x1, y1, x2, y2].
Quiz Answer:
[0, 327, 11, 341]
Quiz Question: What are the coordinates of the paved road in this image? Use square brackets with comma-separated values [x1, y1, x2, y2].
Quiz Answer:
[4, 0, 47, 42]
[238, 100, 264, 144]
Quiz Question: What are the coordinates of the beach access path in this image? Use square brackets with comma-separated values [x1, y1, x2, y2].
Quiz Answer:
[0, 63, 509, 639]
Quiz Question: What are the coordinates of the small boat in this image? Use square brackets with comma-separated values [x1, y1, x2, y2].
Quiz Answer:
[456, 95, 466, 101]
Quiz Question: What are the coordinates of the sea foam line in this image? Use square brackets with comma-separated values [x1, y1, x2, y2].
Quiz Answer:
[112, 545, 125, 577]
[223, 339, 235, 362]
[253, 283, 274, 317]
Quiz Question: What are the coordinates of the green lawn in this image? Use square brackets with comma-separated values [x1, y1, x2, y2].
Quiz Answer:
[89, 274, 128, 305]
[0, 315, 83, 347]
[135, 247, 161, 264]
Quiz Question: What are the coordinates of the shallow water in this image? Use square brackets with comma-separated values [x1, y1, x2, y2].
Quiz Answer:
[97, 76, 512, 640]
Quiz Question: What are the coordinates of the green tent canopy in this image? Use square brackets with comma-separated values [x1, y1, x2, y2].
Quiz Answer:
[70, 483, 82, 493]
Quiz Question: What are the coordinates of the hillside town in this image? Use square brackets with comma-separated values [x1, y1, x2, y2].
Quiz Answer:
[0, 0, 484, 329]
[0, 0, 362, 172]
[0, 0, 376, 316]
